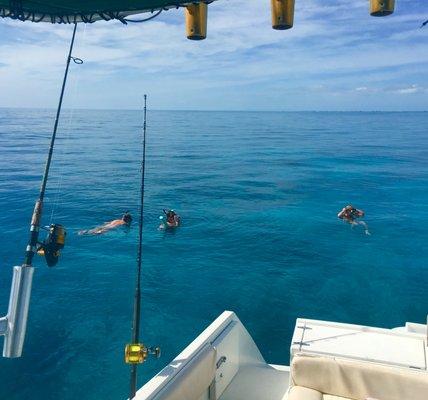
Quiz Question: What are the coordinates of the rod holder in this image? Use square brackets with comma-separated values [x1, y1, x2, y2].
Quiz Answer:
[370, 0, 395, 17]
[271, 0, 295, 30]
[185, 3, 208, 40]
[1, 266, 34, 358]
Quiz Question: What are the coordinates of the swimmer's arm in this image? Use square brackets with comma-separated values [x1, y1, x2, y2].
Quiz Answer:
[337, 209, 346, 219]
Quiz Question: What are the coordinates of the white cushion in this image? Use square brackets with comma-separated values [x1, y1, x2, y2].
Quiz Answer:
[291, 354, 428, 400]
[288, 386, 323, 400]
[287, 386, 353, 400]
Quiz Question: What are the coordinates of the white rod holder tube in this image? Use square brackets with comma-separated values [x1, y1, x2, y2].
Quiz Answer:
[2, 266, 34, 358]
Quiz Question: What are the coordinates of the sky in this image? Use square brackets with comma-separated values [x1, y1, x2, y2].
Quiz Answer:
[0, 0, 427, 111]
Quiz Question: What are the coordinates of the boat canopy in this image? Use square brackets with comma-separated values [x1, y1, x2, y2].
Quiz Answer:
[0, 0, 212, 24]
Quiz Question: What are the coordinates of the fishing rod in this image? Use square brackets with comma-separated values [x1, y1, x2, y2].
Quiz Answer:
[125, 95, 160, 400]
[24, 23, 81, 268]
[0, 23, 82, 358]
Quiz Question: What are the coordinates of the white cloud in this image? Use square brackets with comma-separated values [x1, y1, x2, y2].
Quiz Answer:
[0, 0, 427, 110]
[394, 84, 426, 94]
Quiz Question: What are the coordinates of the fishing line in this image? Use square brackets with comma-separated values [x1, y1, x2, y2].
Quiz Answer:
[49, 23, 87, 225]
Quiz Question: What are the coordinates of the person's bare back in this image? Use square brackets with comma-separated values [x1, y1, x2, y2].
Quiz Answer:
[78, 212, 132, 235]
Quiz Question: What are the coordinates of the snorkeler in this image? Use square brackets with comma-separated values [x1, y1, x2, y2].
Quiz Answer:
[78, 212, 132, 235]
[159, 209, 180, 230]
[338, 205, 370, 235]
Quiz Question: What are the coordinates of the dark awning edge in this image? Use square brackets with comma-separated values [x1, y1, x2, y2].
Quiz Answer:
[0, 1, 213, 24]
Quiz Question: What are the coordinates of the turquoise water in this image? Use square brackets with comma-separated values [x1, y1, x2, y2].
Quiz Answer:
[0, 109, 427, 399]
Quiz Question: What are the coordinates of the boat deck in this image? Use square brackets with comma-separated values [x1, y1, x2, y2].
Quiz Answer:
[291, 318, 427, 371]
[136, 312, 428, 400]
[219, 364, 290, 400]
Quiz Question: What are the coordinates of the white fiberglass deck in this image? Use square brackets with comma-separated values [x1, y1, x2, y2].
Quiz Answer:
[218, 364, 289, 400]
[136, 311, 291, 400]
[291, 318, 427, 370]
[135, 311, 428, 400]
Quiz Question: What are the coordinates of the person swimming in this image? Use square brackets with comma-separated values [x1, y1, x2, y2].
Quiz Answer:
[338, 205, 370, 235]
[78, 212, 132, 235]
[159, 209, 180, 230]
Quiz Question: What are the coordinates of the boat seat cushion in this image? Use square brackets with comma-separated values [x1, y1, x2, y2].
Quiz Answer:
[288, 386, 353, 400]
[288, 386, 323, 400]
[291, 353, 428, 400]
[155, 344, 217, 400]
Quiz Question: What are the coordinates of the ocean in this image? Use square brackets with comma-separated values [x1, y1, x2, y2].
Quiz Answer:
[0, 109, 427, 399]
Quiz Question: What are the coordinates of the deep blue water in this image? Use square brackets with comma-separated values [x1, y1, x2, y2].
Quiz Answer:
[0, 109, 427, 399]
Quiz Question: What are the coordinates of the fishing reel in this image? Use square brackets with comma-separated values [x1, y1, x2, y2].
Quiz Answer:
[125, 343, 161, 364]
[37, 224, 66, 267]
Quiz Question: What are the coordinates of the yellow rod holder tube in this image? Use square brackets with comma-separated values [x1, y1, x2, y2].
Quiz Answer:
[271, 0, 295, 30]
[370, 0, 395, 17]
[185, 2, 208, 40]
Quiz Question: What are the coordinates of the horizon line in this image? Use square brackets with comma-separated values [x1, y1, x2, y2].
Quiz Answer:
[0, 106, 427, 113]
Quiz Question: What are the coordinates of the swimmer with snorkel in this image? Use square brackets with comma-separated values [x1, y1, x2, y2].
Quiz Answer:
[78, 212, 132, 235]
[159, 209, 180, 230]
[338, 205, 370, 235]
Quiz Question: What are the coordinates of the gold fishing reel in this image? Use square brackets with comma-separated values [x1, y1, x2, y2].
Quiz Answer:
[125, 343, 161, 364]
[37, 224, 66, 267]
